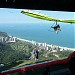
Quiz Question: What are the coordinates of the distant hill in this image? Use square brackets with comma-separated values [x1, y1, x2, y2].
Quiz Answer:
[0, 32, 8, 37]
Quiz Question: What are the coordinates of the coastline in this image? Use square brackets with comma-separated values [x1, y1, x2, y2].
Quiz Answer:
[15, 36, 75, 51]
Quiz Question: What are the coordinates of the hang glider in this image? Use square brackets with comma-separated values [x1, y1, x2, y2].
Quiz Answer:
[21, 10, 75, 34]
[21, 10, 75, 24]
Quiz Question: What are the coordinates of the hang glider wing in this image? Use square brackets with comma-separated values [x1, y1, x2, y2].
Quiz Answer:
[21, 10, 61, 22]
[21, 10, 75, 24]
[60, 20, 75, 24]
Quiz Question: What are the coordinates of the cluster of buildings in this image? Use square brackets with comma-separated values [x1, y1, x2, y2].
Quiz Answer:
[30, 40, 75, 51]
[0, 34, 74, 51]
[28, 40, 61, 51]
[29, 40, 74, 58]
[0, 36, 16, 43]
[16, 38, 60, 51]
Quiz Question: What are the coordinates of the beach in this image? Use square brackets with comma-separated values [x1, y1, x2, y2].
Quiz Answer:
[16, 36, 75, 51]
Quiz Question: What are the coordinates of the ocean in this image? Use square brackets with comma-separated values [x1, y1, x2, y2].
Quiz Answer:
[0, 22, 75, 48]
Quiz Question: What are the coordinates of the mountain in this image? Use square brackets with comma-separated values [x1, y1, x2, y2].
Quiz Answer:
[0, 32, 8, 37]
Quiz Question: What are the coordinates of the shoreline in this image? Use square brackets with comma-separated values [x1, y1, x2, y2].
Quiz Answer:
[15, 36, 75, 51]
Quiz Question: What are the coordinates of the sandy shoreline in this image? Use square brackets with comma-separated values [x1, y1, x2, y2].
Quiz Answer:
[15, 36, 75, 51]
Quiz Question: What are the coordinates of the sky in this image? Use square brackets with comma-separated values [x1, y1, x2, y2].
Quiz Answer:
[0, 8, 75, 23]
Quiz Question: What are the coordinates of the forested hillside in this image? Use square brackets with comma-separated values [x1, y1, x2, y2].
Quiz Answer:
[0, 40, 37, 64]
[0, 32, 73, 71]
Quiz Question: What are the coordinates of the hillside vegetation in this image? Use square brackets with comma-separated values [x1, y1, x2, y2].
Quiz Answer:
[0, 32, 73, 71]
[0, 40, 37, 64]
[0, 32, 8, 37]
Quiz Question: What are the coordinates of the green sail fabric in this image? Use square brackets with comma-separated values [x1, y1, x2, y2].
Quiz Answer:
[21, 10, 75, 24]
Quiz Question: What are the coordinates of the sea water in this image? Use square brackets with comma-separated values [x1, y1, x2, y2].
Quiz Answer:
[0, 22, 75, 48]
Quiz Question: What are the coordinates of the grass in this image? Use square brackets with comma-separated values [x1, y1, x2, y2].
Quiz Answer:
[0, 60, 35, 71]
[13, 60, 35, 68]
